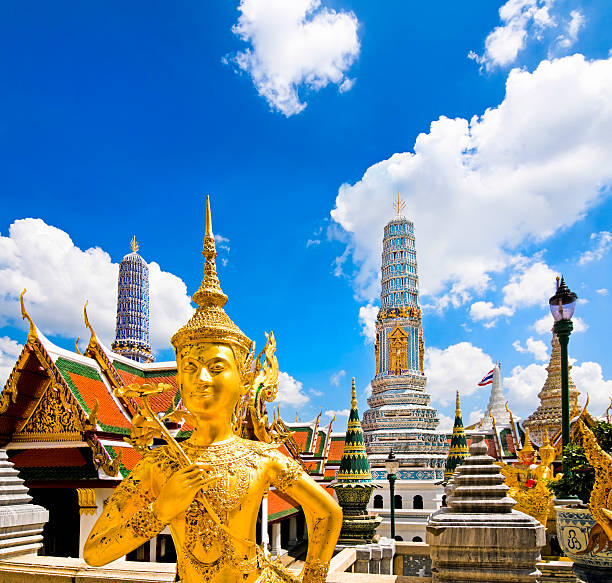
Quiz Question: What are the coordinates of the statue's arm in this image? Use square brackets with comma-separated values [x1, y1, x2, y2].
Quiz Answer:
[268, 450, 342, 583]
[83, 460, 161, 566]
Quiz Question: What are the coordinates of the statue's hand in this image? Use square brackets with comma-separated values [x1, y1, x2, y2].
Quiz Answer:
[152, 463, 216, 524]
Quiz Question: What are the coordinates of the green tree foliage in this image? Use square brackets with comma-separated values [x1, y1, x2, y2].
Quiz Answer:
[548, 421, 612, 503]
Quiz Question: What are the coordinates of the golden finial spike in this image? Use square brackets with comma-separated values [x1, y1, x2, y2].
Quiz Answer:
[543, 427, 550, 445]
[130, 236, 139, 253]
[83, 300, 97, 343]
[75, 337, 82, 355]
[351, 377, 357, 408]
[20, 289, 37, 341]
[205, 194, 214, 242]
[455, 390, 461, 416]
[393, 193, 406, 215]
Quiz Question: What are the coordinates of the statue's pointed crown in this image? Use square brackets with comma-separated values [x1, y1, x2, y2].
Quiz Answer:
[171, 196, 253, 364]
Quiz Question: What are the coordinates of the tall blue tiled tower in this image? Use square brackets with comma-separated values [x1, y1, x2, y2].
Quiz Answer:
[362, 197, 446, 481]
[111, 237, 153, 363]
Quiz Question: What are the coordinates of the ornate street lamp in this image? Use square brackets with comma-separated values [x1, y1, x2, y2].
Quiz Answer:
[549, 276, 578, 452]
[385, 448, 400, 540]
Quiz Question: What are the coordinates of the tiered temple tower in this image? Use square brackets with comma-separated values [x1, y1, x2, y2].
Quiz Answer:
[362, 197, 447, 483]
[111, 237, 153, 363]
[444, 392, 468, 480]
[523, 328, 579, 446]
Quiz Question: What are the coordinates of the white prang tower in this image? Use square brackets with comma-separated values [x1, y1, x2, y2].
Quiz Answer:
[361, 195, 447, 541]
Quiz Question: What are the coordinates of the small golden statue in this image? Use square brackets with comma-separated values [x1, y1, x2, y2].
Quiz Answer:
[84, 197, 342, 583]
[497, 429, 559, 526]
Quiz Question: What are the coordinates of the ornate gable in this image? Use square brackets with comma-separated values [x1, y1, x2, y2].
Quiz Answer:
[14, 381, 84, 442]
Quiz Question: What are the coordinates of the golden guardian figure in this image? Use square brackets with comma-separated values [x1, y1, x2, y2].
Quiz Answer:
[84, 197, 342, 583]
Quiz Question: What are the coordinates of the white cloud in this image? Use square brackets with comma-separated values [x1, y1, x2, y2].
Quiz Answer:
[425, 342, 494, 406]
[471, 2, 585, 70]
[330, 369, 346, 387]
[277, 371, 309, 406]
[513, 336, 549, 361]
[0, 336, 22, 386]
[470, 0, 556, 70]
[229, 0, 360, 116]
[330, 54, 612, 310]
[556, 10, 585, 49]
[504, 362, 548, 406]
[533, 313, 588, 335]
[571, 361, 612, 417]
[0, 219, 194, 354]
[310, 388, 323, 397]
[306, 239, 321, 247]
[324, 408, 349, 418]
[468, 408, 484, 426]
[579, 231, 612, 265]
[364, 383, 372, 397]
[470, 301, 513, 323]
[358, 303, 377, 343]
[437, 413, 454, 433]
[596, 288, 609, 296]
[504, 359, 612, 418]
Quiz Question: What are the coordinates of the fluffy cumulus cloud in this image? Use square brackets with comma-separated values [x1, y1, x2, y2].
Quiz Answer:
[324, 408, 349, 419]
[437, 413, 454, 433]
[513, 336, 549, 362]
[532, 313, 588, 335]
[0, 336, 22, 386]
[504, 362, 548, 407]
[470, 260, 557, 325]
[571, 361, 612, 416]
[229, 0, 360, 116]
[579, 231, 612, 265]
[330, 54, 612, 309]
[469, 0, 555, 70]
[425, 342, 494, 406]
[358, 303, 377, 343]
[277, 371, 309, 406]
[0, 218, 194, 353]
[504, 359, 612, 417]
[469, 1, 585, 70]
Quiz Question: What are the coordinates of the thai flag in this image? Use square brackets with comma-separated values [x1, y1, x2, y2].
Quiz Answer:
[478, 369, 494, 386]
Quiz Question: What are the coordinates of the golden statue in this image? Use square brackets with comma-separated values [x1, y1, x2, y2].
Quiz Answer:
[577, 420, 612, 553]
[497, 429, 559, 526]
[84, 197, 342, 583]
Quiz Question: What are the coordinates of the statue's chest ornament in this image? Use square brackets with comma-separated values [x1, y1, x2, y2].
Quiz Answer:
[176, 439, 267, 579]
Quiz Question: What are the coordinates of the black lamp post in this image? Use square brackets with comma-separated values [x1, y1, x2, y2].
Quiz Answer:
[385, 448, 400, 540]
[548, 276, 578, 454]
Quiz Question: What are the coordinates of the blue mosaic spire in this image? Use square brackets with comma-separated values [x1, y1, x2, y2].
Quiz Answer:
[361, 196, 447, 481]
[111, 237, 153, 363]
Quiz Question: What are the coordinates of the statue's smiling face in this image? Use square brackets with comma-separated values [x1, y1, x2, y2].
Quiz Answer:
[179, 343, 242, 418]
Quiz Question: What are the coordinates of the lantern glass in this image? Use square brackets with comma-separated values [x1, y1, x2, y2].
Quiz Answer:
[385, 451, 400, 475]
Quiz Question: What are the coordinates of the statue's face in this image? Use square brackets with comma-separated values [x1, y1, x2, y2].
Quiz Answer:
[179, 343, 242, 419]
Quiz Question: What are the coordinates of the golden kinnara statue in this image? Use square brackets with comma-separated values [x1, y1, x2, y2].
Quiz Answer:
[84, 197, 342, 583]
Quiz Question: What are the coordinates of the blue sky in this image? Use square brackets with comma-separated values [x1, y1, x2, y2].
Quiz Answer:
[1, 1, 612, 432]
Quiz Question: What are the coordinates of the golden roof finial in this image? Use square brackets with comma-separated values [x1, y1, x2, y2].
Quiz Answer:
[130, 236, 139, 253]
[393, 193, 406, 215]
[20, 289, 37, 341]
[351, 377, 357, 408]
[455, 390, 461, 416]
[83, 300, 97, 343]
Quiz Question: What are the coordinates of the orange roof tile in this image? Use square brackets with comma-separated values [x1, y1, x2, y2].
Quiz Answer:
[67, 372, 131, 432]
[327, 438, 345, 463]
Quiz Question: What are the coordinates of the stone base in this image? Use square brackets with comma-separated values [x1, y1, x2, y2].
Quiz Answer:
[426, 509, 545, 582]
[0, 504, 49, 558]
[337, 537, 396, 575]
